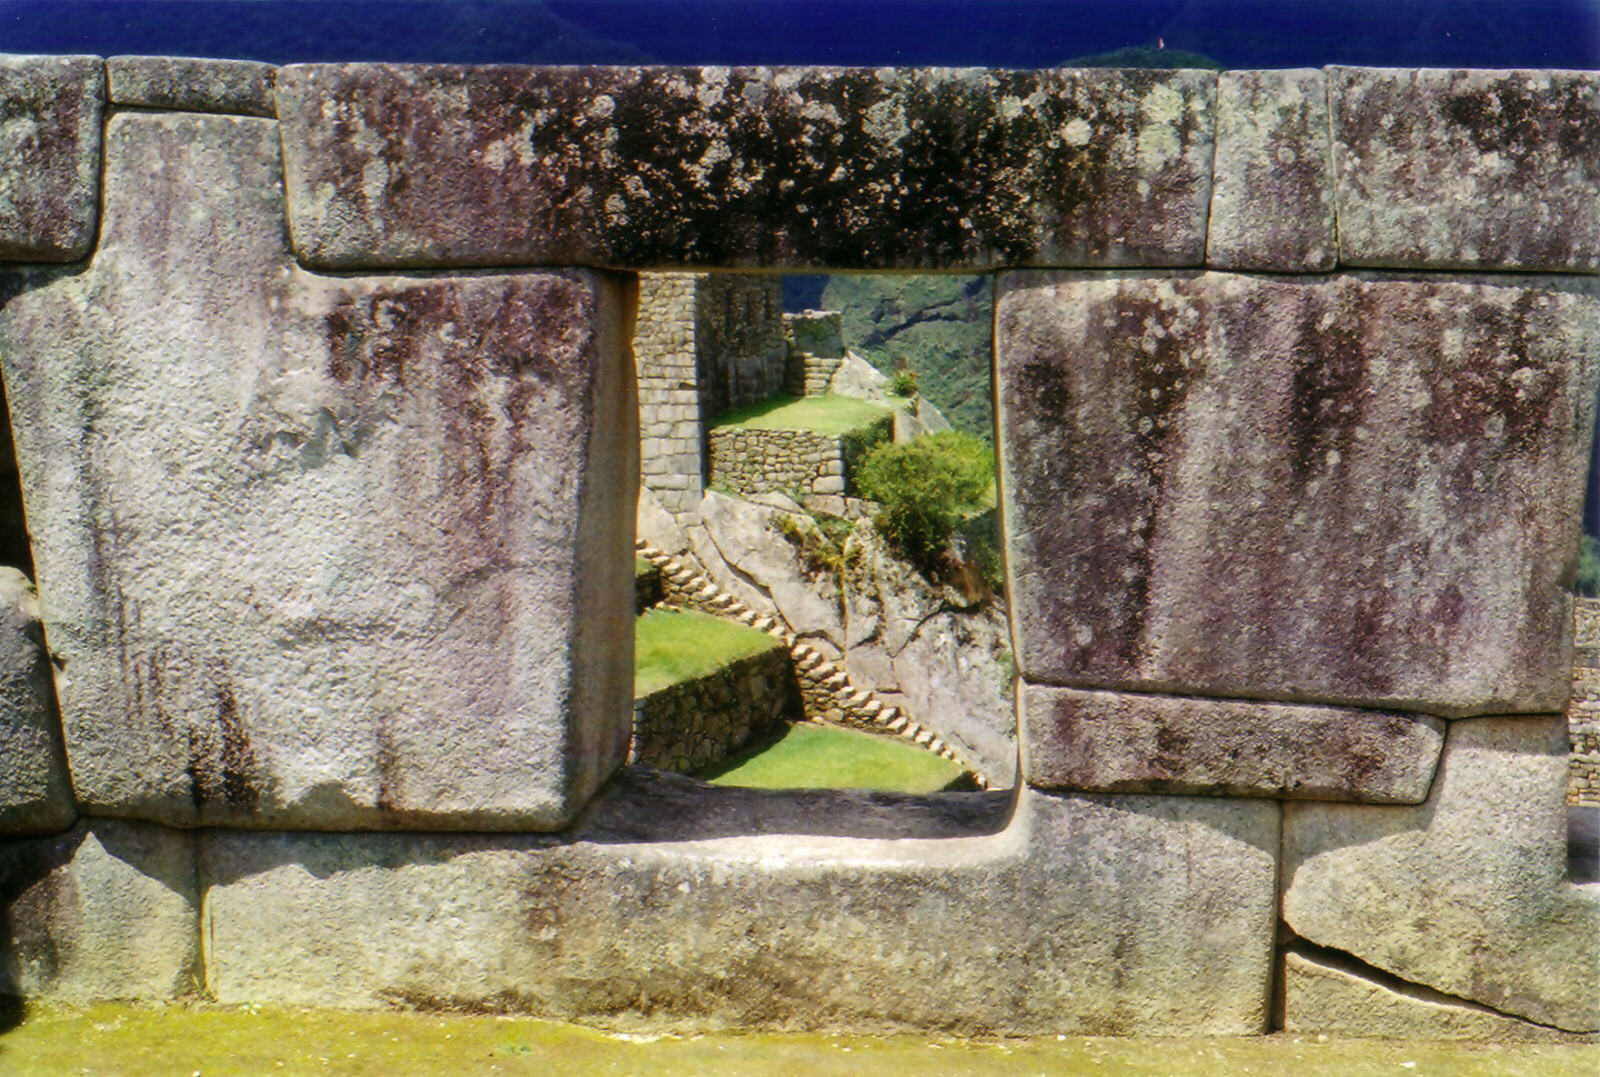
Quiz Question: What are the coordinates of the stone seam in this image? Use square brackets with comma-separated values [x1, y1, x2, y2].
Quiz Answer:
[636, 539, 993, 788]
[1282, 935, 1595, 1039]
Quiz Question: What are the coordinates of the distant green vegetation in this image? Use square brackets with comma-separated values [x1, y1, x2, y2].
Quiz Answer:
[712, 393, 893, 436]
[634, 608, 781, 697]
[857, 431, 996, 567]
[1579, 533, 1599, 597]
[820, 274, 994, 442]
[699, 721, 968, 793]
[1060, 45, 1225, 69]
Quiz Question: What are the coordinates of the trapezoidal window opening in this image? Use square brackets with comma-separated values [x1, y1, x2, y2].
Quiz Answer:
[626, 268, 1017, 813]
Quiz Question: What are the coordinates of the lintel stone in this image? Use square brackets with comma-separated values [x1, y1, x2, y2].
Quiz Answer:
[275, 64, 1216, 271]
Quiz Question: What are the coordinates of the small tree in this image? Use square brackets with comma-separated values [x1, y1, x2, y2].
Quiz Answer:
[856, 431, 993, 567]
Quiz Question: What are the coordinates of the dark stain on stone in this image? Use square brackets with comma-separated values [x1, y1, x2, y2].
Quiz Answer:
[374, 711, 400, 813]
[1442, 78, 1600, 183]
[213, 679, 257, 809]
[1286, 301, 1365, 486]
[1422, 291, 1555, 467]
[1151, 723, 1190, 778]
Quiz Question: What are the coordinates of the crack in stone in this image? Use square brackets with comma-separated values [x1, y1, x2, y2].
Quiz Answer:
[1281, 931, 1590, 1035]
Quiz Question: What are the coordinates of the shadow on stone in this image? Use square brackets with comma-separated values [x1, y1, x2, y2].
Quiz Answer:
[1569, 806, 1598, 884]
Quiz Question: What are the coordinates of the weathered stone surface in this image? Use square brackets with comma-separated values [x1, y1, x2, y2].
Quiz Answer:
[1282, 951, 1584, 1042]
[1283, 715, 1600, 1033]
[0, 55, 103, 261]
[997, 271, 1599, 717]
[888, 609, 1017, 786]
[107, 55, 277, 116]
[0, 820, 198, 1002]
[1020, 684, 1443, 802]
[0, 111, 636, 831]
[0, 569, 74, 835]
[200, 784, 1277, 1034]
[276, 64, 1215, 270]
[1329, 67, 1600, 271]
[1207, 69, 1336, 271]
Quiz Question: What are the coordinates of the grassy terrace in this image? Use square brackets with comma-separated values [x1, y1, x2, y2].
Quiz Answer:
[710, 393, 893, 435]
[701, 721, 968, 793]
[2, 1004, 1590, 1076]
[634, 607, 781, 698]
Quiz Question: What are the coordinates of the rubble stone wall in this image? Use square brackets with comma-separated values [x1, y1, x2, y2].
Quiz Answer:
[0, 55, 1594, 1041]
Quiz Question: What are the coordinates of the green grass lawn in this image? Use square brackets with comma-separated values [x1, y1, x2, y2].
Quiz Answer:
[634, 555, 653, 577]
[635, 607, 781, 698]
[711, 393, 893, 436]
[699, 721, 968, 792]
[1, 1003, 1590, 1077]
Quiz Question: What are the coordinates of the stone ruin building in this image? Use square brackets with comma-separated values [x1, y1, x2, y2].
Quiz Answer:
[0, 55, 1595, 1041]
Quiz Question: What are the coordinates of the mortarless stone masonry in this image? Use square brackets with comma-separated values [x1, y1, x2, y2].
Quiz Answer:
[631, 637, 799, 774]
[0, 55, 1594, 1040]
[633, 273, 787, 518]
[707, 415, 892, 500]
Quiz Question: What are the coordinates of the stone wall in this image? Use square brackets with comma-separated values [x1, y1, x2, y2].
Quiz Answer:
[631, 638, 798, 774]
[634, 274, 706, 517]
[1571, 598, 1599, 807]
[708, 416, 892, 500]
[695, 274, 787, 417]
[634, 273, 788, 519]
[784, 310, 846, 396]
[0, 56, 1595, 1041]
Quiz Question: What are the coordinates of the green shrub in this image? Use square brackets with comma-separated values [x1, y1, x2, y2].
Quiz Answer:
[855, 431, 994, 566]
[1579, 533, 1600, 597]
[889, 368, 919, 397]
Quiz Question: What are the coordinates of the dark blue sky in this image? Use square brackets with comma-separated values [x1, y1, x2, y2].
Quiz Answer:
[0, 0, 1595, 69]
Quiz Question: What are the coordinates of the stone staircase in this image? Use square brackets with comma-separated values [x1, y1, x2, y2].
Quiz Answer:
[636, 539, 994, 788]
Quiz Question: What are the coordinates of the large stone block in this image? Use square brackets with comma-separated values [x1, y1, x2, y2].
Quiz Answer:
[1282, 950, 1583, 1042]
[1283, 715, 1599, 1033]
[0, 55, 103, 262]
[996, 271, 1599, 718]
[200, 777, 1278, 1035]
[0, 820, 199, 1002]
[0, 568, 74, 835]
[1020, 684, 1443, 802]
[276, 64, 1215, 271]
[1329, 67, 1600, 271]
[0, 111, 636, 831]
[1206, 69, 1336, 271]
[107, 56, 277, 117]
